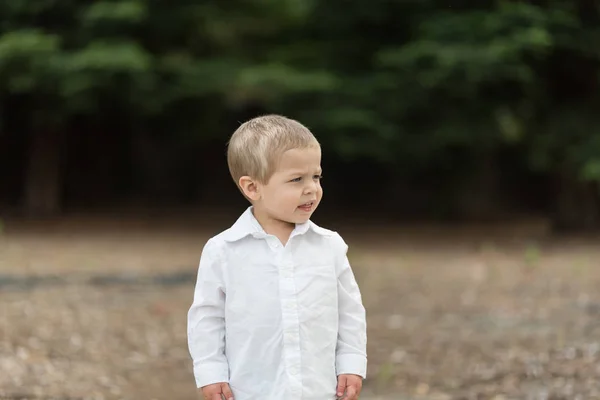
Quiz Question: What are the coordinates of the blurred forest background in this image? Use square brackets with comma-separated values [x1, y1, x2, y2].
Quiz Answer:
[1, 0, 600, 229]
[3, 2, 600, 399]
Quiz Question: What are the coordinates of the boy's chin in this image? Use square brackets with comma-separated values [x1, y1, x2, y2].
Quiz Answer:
[276, 209, 316, 225]
[291, 212, 314, 224]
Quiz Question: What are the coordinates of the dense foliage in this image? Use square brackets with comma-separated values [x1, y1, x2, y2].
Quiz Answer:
[1, 0, 599, 227]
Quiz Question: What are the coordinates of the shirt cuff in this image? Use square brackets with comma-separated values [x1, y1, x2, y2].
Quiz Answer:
[194, 362, 230, 388]
[336, 354, 367, 378]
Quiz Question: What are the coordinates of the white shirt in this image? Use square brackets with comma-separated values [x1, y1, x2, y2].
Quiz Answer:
[187, 207, 367, 400]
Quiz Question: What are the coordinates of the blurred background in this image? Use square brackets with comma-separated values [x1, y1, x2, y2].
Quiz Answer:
[1, 1, 600, 399]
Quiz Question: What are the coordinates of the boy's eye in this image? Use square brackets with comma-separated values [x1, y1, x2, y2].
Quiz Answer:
[313, 175, 323, 180]
[290, 177, 302, 182]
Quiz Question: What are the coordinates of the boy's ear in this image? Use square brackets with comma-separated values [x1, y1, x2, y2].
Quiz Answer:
[239, 176, 260, 201]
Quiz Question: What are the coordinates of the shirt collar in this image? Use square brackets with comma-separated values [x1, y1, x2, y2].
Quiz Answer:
[222, 206, 331, 242]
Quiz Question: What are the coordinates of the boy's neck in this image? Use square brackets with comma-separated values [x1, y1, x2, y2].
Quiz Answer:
[251, 207, 295, 246]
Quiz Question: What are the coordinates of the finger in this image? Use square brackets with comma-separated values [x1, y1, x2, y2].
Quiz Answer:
[346, 386, 357, 400]
[211, 393, 222, 400]
[355, 384, 362, 396]
[336, 375, 347, 397]
[221, 383, 234, 400]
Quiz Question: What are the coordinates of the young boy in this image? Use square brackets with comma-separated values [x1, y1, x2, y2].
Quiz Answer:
[187, 115, 367, 400]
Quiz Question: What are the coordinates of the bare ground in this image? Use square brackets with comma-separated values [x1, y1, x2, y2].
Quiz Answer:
[1, 213, 600, 399]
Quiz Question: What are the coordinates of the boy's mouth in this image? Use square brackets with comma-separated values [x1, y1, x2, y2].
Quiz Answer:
[298, 201, 315, 212]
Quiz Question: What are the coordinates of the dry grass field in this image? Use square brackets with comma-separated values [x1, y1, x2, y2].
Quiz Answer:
[1, 212, 599, 399]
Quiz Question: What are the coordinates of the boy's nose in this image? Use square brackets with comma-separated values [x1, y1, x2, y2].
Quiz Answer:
[303, 181, 317, 194]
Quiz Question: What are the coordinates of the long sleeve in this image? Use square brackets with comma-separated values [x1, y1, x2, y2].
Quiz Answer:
[334, 235, 368, 378]
[187, 239, 229, 388]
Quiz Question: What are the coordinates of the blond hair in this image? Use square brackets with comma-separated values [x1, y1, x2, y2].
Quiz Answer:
[227, 115, 320, 187]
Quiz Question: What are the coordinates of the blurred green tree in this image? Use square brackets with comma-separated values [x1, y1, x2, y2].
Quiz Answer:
[0, 0, 598, 229]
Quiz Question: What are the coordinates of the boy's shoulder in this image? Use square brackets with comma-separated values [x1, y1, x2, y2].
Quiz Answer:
[305, 221, 339, 238]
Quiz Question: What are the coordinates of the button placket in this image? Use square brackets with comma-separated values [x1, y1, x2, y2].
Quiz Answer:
[278, 244, 302, 397]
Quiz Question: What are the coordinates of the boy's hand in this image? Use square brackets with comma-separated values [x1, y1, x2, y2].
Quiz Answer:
[336, 374, 362, 399]
[201, 382, 234, 400]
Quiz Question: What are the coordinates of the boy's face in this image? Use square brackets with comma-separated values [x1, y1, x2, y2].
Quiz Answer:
[255, 146, 323, 225]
